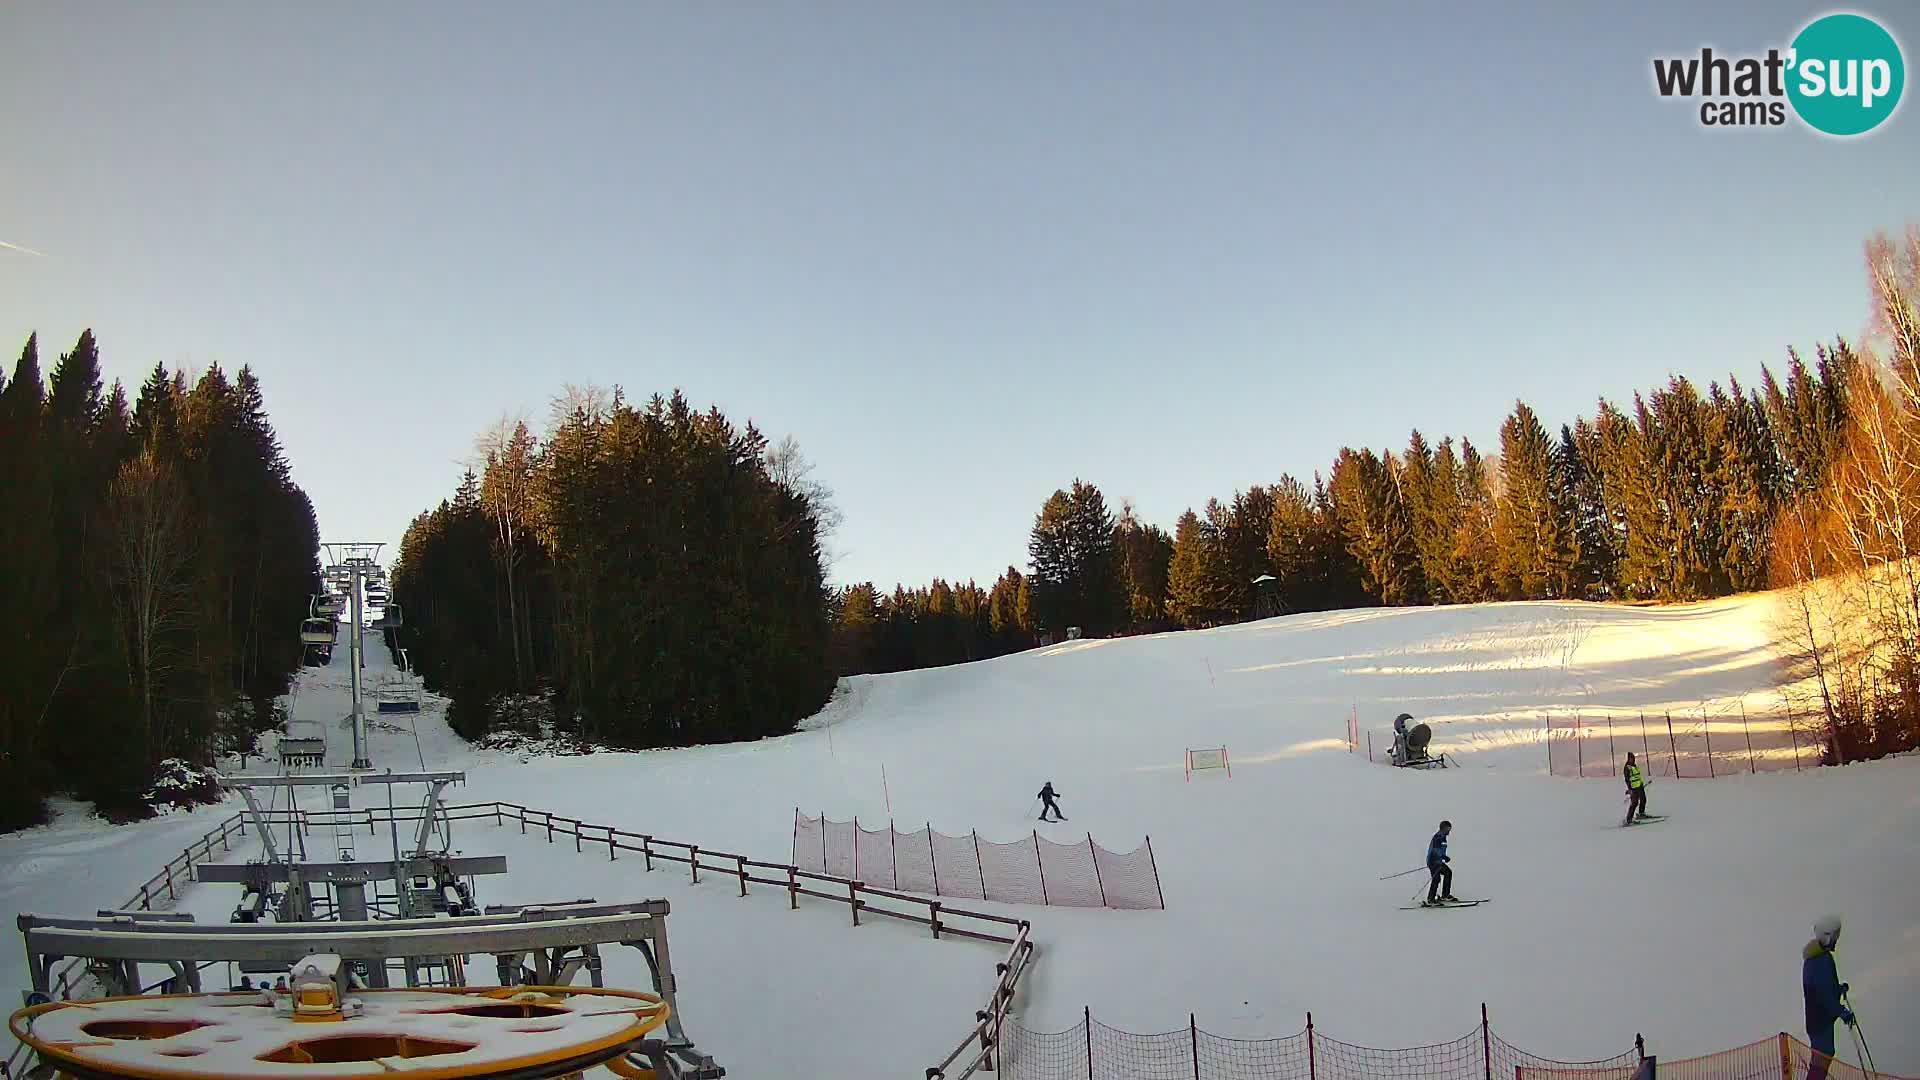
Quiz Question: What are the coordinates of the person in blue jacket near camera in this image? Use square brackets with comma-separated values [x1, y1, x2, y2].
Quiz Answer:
[1803, 914, 1856, 1080]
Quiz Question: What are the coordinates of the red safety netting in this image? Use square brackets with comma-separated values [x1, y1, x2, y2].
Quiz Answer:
[791, 812, 1163, 910]
[993, 1013, 1646, 1080]
[822, 816, 856, 880]
[1312, 1026, 1485, 1080]
[1095, 839, 1167, 910]
[1499, 1028, 1643, 1080]
[978, 833, 1050, 906]
[1652, 1033, 1916, 1080]
[1035, 834, 1106, 907]
[1089, 1018, 1198, 1080]
[1655, 1034, 1783, 1080]
[1001, 1020, 1088, 1079]
[932, 827, 987, 900]
[893, 825, 937, 893]
[1195, 1025, 1313, 1079]
[854, 821, 895, 887]
[793, 811, 824, 874]
[1514, 1066, 1646, 1080]
[1784, 1032, 1911, 1080]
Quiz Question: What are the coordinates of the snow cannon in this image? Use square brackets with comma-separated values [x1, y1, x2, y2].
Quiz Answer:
[1390, 721, 1451, 769]
[1406, 723, 1432, 757]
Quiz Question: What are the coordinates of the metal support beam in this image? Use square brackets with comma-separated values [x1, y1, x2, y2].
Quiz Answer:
[348, 558, 370, 769]
[218, 770, 463, 789]
[412, 780, 452, 856]
[22, 904, 670, 976]
[194, 855, 508, 885]
[232, 786, 283, 864]
[355, 770, 466, 786]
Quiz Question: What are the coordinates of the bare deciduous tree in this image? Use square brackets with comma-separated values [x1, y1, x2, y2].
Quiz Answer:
[766, 434, 845, 565]
[1770, 228, 1920, 761]
[477, 416, 538, 690]
[106, 447, 197, 763]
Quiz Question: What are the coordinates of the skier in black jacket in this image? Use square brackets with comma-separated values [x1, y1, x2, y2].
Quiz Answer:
[1038, 781, 1066, 822]
[1425, 820, 1456, 904]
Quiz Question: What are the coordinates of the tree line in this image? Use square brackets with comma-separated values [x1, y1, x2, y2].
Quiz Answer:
[833, 229, 1917, 762]
[394, 230, 1915, 766]
[832, 348, 1857, 668]
[0, 332, 320, 829]
[390, 389, 836, 748]
[1771, 228, 1920, 762]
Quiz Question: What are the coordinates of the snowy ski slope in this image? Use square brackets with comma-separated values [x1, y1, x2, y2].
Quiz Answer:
[3, 591, 1916, 1075]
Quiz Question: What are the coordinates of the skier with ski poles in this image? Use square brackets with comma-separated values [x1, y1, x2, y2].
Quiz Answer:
[1037, 781, 1066, 822]
[1424, 820, 1456, 905]
[1623, 752, 1649, 823]
[1803, 914, 1857, 1080]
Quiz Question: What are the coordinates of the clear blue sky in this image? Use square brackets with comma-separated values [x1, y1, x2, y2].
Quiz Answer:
[2, 2, 1914, 590]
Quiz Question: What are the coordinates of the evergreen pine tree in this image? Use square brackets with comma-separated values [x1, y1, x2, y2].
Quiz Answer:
[1166, 509, 1236, 627]
[1114, 501, 1173, 632]
[1327, 448, 1418, 605]
[1451, 439, 1498, 602]
[0, 336, 54, 827]
[1266, 476, 1325, 612]
[1223, 486, 1277, 617]
[988, 567, 1031, 654]
[1027, 480, 1124, 636]
[831, 583, 883, 674]
[46, 329, 103, 427]
[1402, 432, 1476, 603]
[1558, 422, 1613, 598]
[1492, 401, 1578, 599]
[1, 334, 42, 423]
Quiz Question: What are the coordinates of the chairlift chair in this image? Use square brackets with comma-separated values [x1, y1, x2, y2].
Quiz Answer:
[374, 670, 422, 714]
[300, 618, 336, 645]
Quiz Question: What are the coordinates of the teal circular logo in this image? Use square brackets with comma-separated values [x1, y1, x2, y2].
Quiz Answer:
[1787, 13, 1905, 136]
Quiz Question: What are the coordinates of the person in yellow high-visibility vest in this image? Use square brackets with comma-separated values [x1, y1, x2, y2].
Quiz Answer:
[1624, 752, 1649, 821]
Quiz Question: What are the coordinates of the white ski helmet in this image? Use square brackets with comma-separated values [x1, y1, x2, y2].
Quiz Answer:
[1813, 914, 1843, 949]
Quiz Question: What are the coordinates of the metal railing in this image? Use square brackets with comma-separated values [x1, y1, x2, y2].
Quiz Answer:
[40, 811, 253, 1000]
[31, 798, 1039, 1078]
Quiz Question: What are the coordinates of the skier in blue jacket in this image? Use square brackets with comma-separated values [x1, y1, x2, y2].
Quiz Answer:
[1803, 914, 1856, 1080]
[1424, 820, 1455, 905]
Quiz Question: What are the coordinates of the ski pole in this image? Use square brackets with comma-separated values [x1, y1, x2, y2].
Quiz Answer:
[1849, 1027, 1875, 1079]
[1842, 991, 1878, 1079]
[1378, 866, 1427, 880]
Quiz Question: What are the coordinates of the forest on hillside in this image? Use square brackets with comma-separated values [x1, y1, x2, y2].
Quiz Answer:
[393, 229, 1919, 765]
[0, 332, 320, 830]
[389, 389, 836, 748]
[835, 230, 1920, 763]
[835, 341, 1859, 667]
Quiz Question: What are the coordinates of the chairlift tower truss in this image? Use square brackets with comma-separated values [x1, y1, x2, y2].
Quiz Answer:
[212, 771, 495, 983]
[322, 542, 384, 770]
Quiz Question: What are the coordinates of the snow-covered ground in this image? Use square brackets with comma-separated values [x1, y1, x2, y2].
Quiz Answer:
[4, 592, 1917, 1076]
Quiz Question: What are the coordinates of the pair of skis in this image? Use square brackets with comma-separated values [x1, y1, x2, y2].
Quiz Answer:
[1378, 866, 1489, 909]
[1622, 813, 1668, 827]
